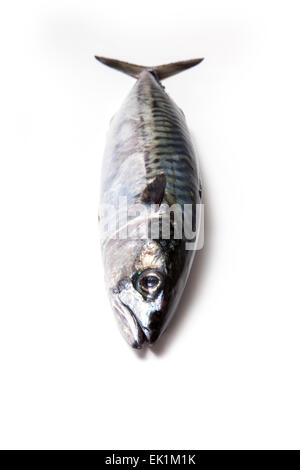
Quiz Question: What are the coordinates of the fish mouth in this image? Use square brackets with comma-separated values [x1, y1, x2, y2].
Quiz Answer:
[112, 298, 146, 349]
[112, 296, 164, 348]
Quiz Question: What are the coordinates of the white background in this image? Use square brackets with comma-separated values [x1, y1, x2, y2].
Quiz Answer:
[0, 0, 300, 450]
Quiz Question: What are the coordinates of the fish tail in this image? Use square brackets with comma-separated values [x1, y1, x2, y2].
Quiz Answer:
[94, 56, 204, 80]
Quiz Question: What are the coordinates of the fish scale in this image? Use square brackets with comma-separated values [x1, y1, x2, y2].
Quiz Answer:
[134, 75, 199, 205]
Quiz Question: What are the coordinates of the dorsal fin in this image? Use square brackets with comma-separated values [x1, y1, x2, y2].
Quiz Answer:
[95, 56, 204, 81]
[141, 175, 166, 205]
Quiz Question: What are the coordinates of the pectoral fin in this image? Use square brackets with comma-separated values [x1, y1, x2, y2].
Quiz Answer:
[141, 174, 166, 206]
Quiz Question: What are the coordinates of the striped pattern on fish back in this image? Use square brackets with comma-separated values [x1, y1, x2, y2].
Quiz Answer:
[136, 72, 201, 206]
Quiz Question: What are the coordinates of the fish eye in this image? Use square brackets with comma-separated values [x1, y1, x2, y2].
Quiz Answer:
[136, 269, 164, 297]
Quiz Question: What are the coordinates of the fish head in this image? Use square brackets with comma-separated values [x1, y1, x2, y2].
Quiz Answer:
[104, 237, 189, 348]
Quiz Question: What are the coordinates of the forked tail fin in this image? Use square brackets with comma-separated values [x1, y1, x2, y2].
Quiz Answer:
[95, 56, 204, 80]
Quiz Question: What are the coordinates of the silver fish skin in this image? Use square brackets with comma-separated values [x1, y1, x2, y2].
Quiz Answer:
[97, 57, 204, 348]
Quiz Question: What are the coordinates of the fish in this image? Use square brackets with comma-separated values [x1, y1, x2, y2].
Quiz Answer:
[96, 56, 204, 349]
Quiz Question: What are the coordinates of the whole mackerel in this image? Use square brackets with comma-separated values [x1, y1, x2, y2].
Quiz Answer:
[96, 56, 204, 349]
